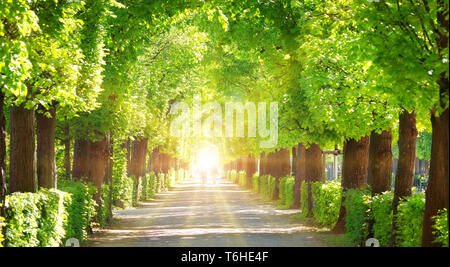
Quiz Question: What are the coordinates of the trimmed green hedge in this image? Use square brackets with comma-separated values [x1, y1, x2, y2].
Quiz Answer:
[238, 171, 246, 187]
[259, 175, 275, 200]
[252, 173, 259, 192]
[369, 191, 394, 247]
[344, 188, 371, 246]
[300, 181, 308, 215]
[396, 192, 425, 247]
[4, 180, 97, 247]
[310, 181, 342, 228]
[279, 176, 295, 208]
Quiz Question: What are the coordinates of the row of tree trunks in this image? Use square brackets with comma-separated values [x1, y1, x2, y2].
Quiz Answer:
[367, 130, 393, 194]
[333, 136, 370, 234]
[72, 139, 91, 180]
[129, 137, 148, 179]
[390, 110, 417, 246]
[36, 106, 57, 189]
[0, 91, 6, 216]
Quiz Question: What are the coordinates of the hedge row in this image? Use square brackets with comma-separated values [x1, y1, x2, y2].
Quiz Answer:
[279, 176, 295, 208]
[3, 181, 96, 247]
[1, 168, 187, 247]
[301, 181, 448, 247]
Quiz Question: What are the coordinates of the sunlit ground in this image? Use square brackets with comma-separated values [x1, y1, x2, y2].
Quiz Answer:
[86, 177, 334, 247]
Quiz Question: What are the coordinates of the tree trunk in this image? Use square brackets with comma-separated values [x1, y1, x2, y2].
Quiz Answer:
[36, 106, 57, 189]
[130, 137, 148, 179]
[293, 143, 306, 209]
[367, 130, 393, 194]
[246, 155, 256, 188]
[273, 148, 290, 200]
[88, 135, 109, 207]
[333, 136, 370, 234]
[422, 106, 449, 246]
[0, 91, 6, 216]
[305, 143, 324, 216]
[63, 118, 71, 179]
[72, 139, 91, 180]
[9, 105, 36, 193]
[390, 110, 417, 246]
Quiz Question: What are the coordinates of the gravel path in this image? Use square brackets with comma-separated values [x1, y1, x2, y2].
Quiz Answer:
[85, 178, 332, 247]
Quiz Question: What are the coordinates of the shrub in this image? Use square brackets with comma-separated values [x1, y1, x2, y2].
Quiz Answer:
[58, 179, 97, 243]
[238, 171, 246, 187]
[369, 191, 393, 247]
[97, 183, 112, 228]
[432, 208, 448, 247]
[310, 181, 342, 228]
[4, 192, 41, 247]
[259, 175, 268, 197]
[284, 177, 295, 208]
[252, 174, 259, 193]
[141, 172, 156, 201]
[3, 186, 91, 247]
[300, 181, 308, 214]
[396, 192, 425, 247]
[36, 189, 71, 247]
[0, 209, 4, 247]
[344, 188, 371, 246]
[229, 170, 237, 184]
[279, 176, 288, 205]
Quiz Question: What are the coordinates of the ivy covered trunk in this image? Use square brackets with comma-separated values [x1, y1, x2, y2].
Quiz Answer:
[367, 130, 392, 194]
[72, 139, 91, 180]
[305, 143, 323, 216]
[130, 137, 148, 202]
[0, 91, 6, 216]
[422, 83, 449, 247]
[36, 107, 57, 189]
[130, 137, 148, 179]
[63, 119, 71, 179]
[293, 143, 306, 208]
[88, 135, 110, 207]
[9, 105, 36, 193]
[333, 136, 370, 233]
[390, 110, 417, 246]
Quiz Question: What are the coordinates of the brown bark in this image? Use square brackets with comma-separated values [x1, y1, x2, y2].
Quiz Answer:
[305, 143, 324, 216]
[63, 118, 71, 179]
[9, 105, 36, 193]
[246, 155, 257, 188]
[333, 136, 370, 233]
[259, 152, 265, 176]
[390, 110, 417, 246]
[367, 130, 393, 194]
[293, 143, 306, 208]
[272, 148, 290, 200]
[422, 106, 449, 246]
[72, 139, 91, 180]
[129, 137, 148, 179]
[88, 135, 109, 206]
[0, 91, 6, 216]
[36, 107, 57, 189]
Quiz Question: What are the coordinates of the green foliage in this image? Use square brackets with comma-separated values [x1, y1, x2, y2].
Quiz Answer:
[369, 191, 394, 247]
[238, 171, 246, 187]
[344, 188, 371, 247]
[279, 177, 287, 205]
[4, 192, 42, 247]
[97, 183, 112, 228]
[140, 172, 157, 201]
[310, 181, 342, 228]
[3, 183, 95, 247]
[284, 176, 295, 208]
[432, 209, 448, 247]
[58, 179, 97, 243]
[396, 192, 425, 247]
[252, 173, 259, 193]
[36, 189, 71, 247]
[0, 208, 3, 247]
[300, 181, 309, 215]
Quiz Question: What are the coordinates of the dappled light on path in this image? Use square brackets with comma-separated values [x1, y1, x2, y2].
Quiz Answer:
[86, 178, 330, 247]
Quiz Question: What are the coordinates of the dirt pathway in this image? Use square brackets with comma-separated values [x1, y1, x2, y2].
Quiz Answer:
[85, 178, 332, 247]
